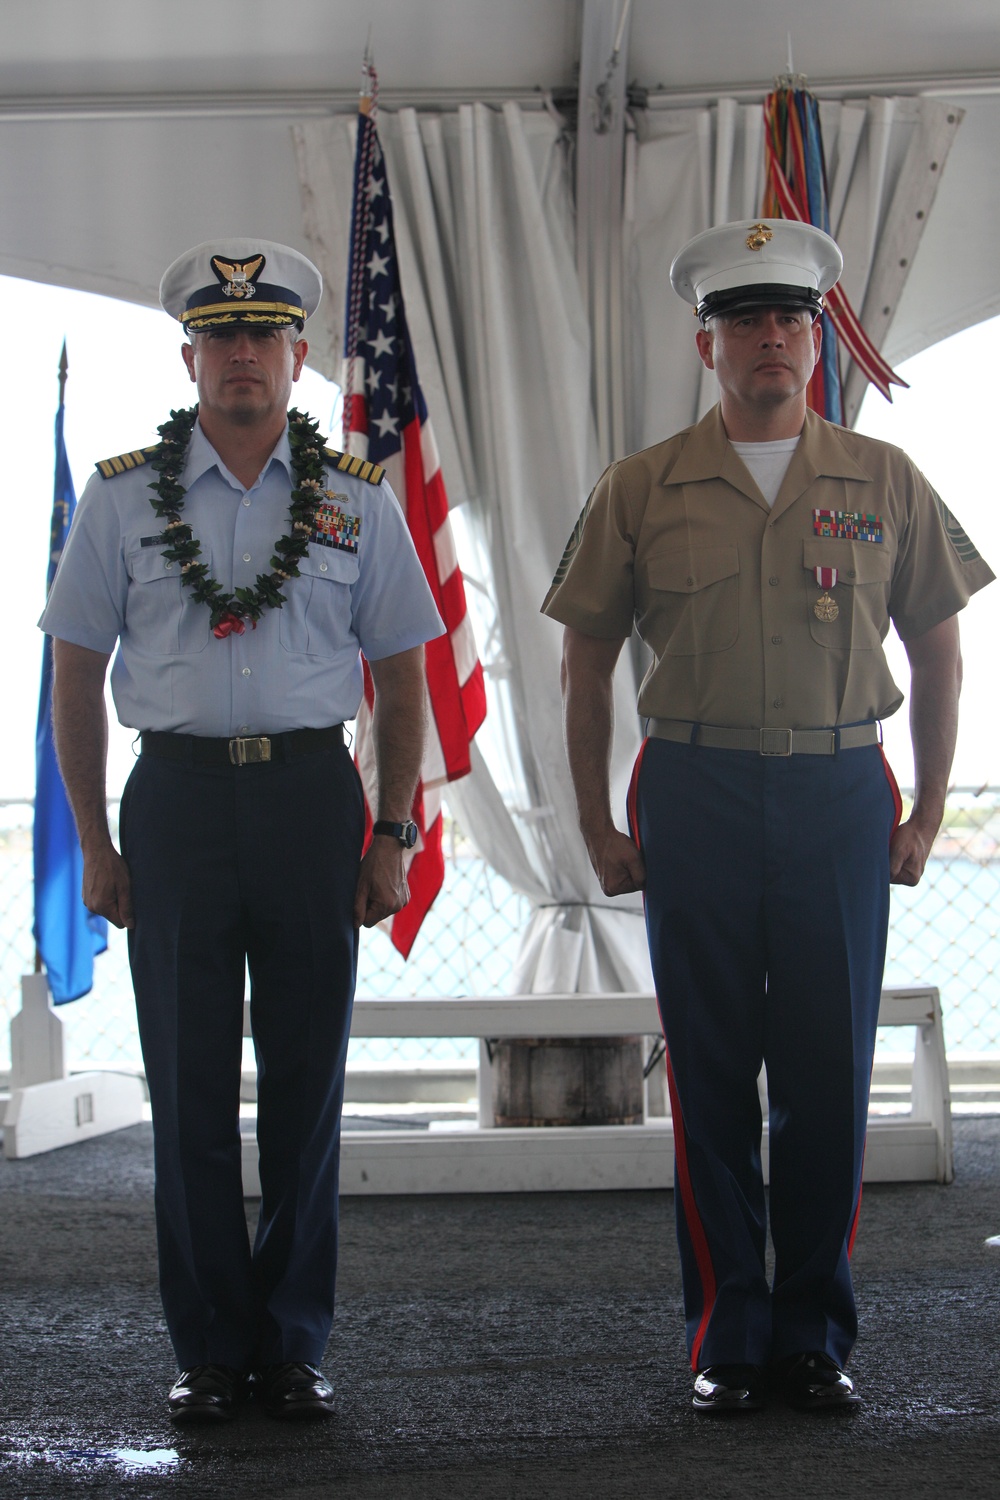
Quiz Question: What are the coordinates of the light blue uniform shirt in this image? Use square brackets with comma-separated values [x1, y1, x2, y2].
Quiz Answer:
[39, 421, 445, 736]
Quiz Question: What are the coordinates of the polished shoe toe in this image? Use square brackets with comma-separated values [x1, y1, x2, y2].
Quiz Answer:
[692, 1363, 764, 1413]
[257, 1362, 335, 1420]
[167, 1364, 244, 1424]
[773, 1351, 859, 1411]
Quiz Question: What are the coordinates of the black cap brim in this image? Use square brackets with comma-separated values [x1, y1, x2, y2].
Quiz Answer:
[698, 283, 823, 323]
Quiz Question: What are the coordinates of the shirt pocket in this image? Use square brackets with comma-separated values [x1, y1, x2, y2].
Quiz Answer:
[279, 547, 359, 658]
[644, 544, 739, 656]
[125, 545, 212, 656]
[802, 538, 892, 650]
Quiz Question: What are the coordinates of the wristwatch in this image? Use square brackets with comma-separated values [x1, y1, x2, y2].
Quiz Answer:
[372, 819, 419, 849]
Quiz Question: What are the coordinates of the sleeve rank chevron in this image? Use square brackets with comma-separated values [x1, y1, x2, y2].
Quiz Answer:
[931, 489, 983, 565]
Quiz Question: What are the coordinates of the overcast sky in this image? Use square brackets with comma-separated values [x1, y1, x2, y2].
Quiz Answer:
[1, 275, 997, 802]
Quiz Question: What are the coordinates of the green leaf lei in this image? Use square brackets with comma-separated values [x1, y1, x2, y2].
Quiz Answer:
[146, 404, 329, 638]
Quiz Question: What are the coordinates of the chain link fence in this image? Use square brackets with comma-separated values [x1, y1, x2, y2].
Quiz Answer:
[2, 790, 998, 1071]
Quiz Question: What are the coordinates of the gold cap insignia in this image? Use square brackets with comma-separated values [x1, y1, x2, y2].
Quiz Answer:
[746, 223, 773, 252]
[210, 254, 266, 300]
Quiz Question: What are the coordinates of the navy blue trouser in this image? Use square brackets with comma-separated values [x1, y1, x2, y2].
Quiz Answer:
[629, 734, 899, 1371]
[120, 741, 364, 1371]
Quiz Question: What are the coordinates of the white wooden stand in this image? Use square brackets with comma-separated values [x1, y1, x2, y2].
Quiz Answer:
[3, 973, 145, 1160]
[240, 985, 953, 1196]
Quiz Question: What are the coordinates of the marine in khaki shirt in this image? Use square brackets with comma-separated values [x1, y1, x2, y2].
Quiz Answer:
[544, 402, 992, 731]
[543, 218, 993, 1417]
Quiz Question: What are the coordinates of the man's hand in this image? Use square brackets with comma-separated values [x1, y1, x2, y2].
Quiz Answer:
[889, 815, 937, 887]
[353, 836, 410, 928]
[354, 645, 427, 927]
[584, 825, 646, 897]
[891, 614, 963, 888]
[51, 639, 136, 922]
[82, 843, 135, 929]
[561, 627, 642, 897]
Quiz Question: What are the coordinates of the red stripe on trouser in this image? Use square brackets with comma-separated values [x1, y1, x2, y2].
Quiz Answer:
[626, 738, 649, 849]
[847, 744, 902, 1260]
[879, 745, 904, 837]
[847, 1143, 866, 1258]
[666, 1055, 718, 1371]
[628, 737, 717, 1371]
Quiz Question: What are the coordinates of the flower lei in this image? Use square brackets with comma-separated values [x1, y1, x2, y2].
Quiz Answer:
[147, 405, 329, 638]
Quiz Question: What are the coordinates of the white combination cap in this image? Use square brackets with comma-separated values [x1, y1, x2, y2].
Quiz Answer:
[670, 219, 843, 323]
[159, 238, 323, 331]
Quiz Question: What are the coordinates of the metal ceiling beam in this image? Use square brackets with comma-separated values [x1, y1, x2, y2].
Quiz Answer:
[635, 70, 1000, 109]
[0, 86, 564, 124]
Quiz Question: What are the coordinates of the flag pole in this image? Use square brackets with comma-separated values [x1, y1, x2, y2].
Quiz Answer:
[34, 341, 69, 977]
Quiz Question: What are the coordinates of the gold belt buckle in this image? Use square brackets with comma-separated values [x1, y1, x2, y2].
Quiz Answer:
[228, 735, 271, 767]
[759, 727, 793, 757]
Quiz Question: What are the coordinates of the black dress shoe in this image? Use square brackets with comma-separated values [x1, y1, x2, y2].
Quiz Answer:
[167, 1365, 245, 1424]
[773, 1351, 859, 1411]
[256, 1362, 335, 1420]
[692, 1363, 765, 1413]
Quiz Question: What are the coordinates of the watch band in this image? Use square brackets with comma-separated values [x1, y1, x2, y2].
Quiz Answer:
[372, 819, 418, 849]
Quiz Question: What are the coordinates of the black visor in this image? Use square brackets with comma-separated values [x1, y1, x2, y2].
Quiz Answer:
[698, 283, 823, 323]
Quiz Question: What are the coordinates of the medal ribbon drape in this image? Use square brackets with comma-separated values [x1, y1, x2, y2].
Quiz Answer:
[763, 84, 909, 412]
[343, 61, 487, 958]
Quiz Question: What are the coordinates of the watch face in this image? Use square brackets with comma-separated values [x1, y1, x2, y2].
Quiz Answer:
[401, 821, 418, 849]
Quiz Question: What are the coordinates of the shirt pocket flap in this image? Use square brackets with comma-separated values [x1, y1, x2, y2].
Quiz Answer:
[646, 545, 739, 594]
[803, 537, 891, 585]
[127, 545, 181, 583]
[298, 548, 360, 584]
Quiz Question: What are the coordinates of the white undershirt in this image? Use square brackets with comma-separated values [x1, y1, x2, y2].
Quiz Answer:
[730, 436, 800, 508]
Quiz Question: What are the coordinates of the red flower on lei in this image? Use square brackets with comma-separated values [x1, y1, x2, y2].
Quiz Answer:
[213, 612, 247, 639]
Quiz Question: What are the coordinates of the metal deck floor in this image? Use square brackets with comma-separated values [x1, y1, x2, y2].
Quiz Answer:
[1, 1118, 998, 1498]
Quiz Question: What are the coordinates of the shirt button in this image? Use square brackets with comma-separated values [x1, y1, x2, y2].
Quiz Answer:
[773, 698, 784, 709]
[768, 576, 779, 586]
[686, 576, 694, 587]
[243, 552, 251, 563]
[242, 667, 251, 678]
[239, 725, 249, 733]
[771, 635, 782, 644]
[242, 496, 251, 507]
[164, 561, 173, 571]
[320, 561, 328, 572]
[847, 569, 857, 578]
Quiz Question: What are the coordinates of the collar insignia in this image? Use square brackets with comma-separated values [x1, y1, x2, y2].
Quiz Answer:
[210, 253, 266, 300]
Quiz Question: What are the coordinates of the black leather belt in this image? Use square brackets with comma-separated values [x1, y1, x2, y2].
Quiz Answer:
[646, 719, 880, 757]
[140, 725, 344, 768]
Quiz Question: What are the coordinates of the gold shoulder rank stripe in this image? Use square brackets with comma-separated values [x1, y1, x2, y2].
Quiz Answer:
[96, 445, 160, 480]
[323, 446, 385, 487]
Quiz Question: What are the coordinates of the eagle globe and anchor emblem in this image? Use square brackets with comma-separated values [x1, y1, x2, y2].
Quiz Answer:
[210, 253, 265, 300]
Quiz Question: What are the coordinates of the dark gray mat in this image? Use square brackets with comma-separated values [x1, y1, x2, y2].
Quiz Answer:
[1, 1119, 998, 1498]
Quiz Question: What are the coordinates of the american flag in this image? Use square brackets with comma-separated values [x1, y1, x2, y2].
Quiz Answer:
[343, 72, 487, 958]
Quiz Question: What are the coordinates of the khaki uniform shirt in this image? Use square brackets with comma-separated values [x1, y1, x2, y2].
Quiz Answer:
[542, 406, 993, 730]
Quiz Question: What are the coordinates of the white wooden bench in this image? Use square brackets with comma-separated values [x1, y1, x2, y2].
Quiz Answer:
[240, 984, 953, 1195]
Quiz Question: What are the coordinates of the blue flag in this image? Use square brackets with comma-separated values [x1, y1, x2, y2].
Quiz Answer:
[32, 382, 108, 1003]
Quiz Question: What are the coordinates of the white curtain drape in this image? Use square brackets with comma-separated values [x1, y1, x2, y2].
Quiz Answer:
[293, 104, 654, 996]
[624, 95, 963, 450]
[292, 92, 960, 1000]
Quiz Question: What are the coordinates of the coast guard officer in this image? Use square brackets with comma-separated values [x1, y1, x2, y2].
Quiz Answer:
[40, 239, 444, 1422]
[543, 220, 993, 1412]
